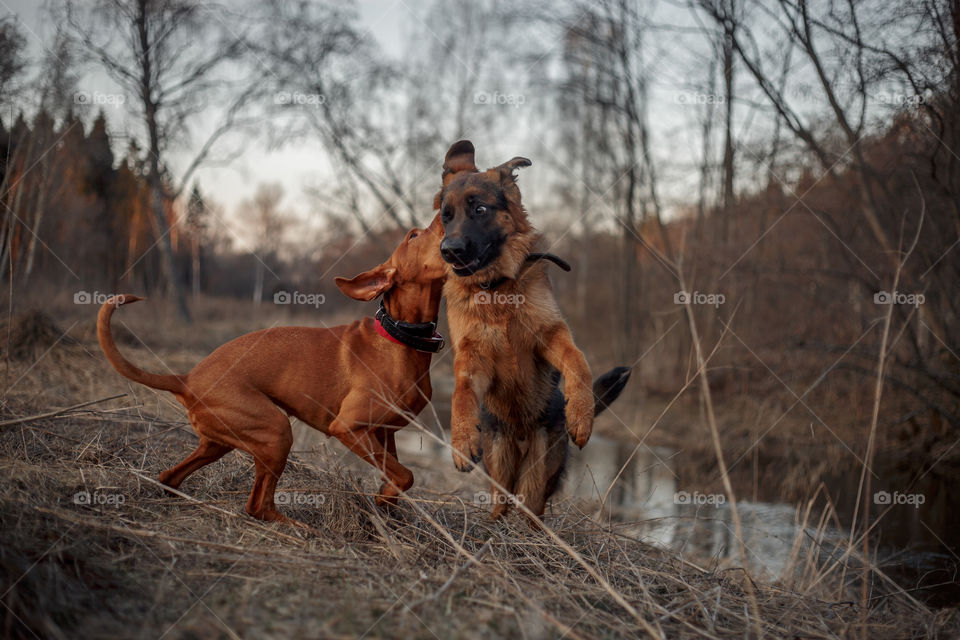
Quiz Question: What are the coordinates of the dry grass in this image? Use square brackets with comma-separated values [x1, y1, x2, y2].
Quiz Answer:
[0, 406, 954, 638]
[0, 308, 956, 638]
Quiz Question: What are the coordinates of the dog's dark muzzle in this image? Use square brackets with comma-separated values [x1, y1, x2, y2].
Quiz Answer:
[440, 236, 470, 263]
[440, 237, 482, 275]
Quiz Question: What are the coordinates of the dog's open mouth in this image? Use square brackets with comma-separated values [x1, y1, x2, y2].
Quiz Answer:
[448, 244, 492, 276]
[450, 257, 481, 276]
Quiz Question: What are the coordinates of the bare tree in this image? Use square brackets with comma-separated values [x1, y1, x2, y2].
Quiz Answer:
[22, 29, 77, 281]
[257, 0, 528, 234]
[238, 182, 289, 306]
[0, 16, 27, 105]
[718, 0, 738, 240]
[0, 18, 29, 283]
[255, 1, 420, 231]
[697, 0, 894, 251]
[64, 0, 266, 322]
[696, 0, 960, 428]
[184, 183, 207, 298]
[556, 0, 672, 363]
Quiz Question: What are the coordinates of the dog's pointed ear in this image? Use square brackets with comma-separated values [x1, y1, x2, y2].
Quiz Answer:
[441, 140, 478, 187]
[494, 156, 532, 182]
[335, 265, 397, 301]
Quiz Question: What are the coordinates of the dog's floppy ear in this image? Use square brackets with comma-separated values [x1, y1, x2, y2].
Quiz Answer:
[441, 140, 478, 187]
[425, 212, 444, 234]
[494, 156, 532, 182]
[335, 265, 397, 301]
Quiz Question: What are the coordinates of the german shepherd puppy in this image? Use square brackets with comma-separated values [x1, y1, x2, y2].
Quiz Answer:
[435, 140, 631, 519]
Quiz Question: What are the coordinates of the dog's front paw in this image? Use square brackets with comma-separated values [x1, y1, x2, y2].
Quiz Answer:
[451, 426, 482, 472]
[566, 397, 594, 448]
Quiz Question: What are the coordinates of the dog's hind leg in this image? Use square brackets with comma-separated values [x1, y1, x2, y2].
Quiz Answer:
[510, 387, 568, 521]
[244, 422, 293, 522]
[542, 426, 569, 504]
[481, 430, 520, 520]
[158, 438, 232, 489]
[513, 431, 551, 519]
[189, 400, 294, 523]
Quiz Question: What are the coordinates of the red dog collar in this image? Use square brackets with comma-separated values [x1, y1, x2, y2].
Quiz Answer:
[375, 317, 404, 345]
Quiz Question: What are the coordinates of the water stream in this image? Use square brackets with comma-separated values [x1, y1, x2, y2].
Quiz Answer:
[561, 436, 959, 606]
[387, 430, 959, 605]
[298, 420, 958, 605]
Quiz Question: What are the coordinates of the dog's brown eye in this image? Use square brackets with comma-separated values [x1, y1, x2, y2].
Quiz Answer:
[475, 205, 487, 215]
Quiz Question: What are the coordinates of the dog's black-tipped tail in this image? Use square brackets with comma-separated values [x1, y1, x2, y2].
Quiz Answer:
[593, 366, 632, 416]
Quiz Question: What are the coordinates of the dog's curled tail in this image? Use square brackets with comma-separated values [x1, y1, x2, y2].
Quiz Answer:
[593, 366, 632, 416]
[97, 295, 186, 394]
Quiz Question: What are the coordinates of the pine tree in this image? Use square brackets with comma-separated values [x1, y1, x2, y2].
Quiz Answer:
[185, 184, 207, 298]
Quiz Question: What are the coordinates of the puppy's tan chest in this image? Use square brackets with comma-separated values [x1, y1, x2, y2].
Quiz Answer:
[453, 309, 540, 389]
[451, 308, 522, 358]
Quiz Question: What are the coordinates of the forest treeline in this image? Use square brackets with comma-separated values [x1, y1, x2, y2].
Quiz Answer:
[0, 108, 311, 303]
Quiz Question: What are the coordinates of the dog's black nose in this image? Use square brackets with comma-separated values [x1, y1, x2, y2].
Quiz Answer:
[441, 237, 468, 263]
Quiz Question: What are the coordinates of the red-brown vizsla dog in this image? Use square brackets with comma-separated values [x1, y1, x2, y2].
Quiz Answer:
[97, 219, 446, 524]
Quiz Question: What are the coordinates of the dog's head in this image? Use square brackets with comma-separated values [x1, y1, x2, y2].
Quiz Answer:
[434, 140, 534, 279]
[335, 214, 446, 301]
